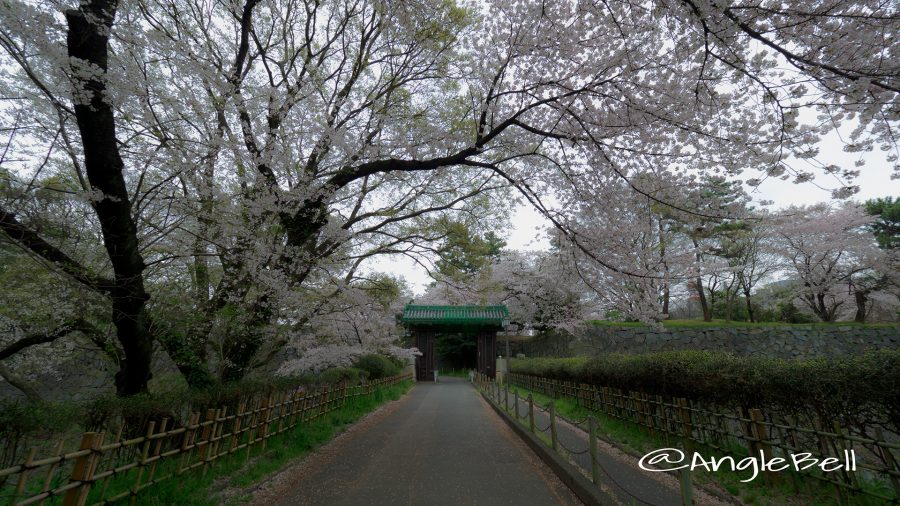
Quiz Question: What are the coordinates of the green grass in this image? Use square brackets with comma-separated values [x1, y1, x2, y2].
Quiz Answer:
[587, 319, 899, 329]
[84, 381, 413, 505]
[499, 383, 893, 506]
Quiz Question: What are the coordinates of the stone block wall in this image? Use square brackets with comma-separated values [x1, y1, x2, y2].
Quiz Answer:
[511, 325, 900, 359]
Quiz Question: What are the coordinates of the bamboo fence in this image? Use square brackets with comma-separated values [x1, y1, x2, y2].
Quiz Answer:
[0, 373, 412, 506]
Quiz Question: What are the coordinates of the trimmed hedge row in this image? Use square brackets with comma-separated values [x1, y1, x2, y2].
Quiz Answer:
[352, 354, 403, 379]
[510, 350, 900, 428]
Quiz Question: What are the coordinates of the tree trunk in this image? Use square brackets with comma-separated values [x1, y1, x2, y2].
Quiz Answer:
[743, 288, 755, 322]
[66, 0, 153, 396]
[658, 220, 669, 319]
[696, 277, 712, 321]
[813, 293, 839, 323]
[662, 284, 670, 319]
[854, 290, 869, 323]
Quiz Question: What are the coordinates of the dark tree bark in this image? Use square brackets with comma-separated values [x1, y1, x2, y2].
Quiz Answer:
[695, 276, 712, 322]
[690, 238, 712, 322]
[854, 290, 869, 323]
[742, 288, 755, 323]
[804, 292, 840, 323]
[66, 0, 154, 396]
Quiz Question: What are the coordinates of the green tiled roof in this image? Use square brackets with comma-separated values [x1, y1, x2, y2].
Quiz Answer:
[401, 305, 510, 326]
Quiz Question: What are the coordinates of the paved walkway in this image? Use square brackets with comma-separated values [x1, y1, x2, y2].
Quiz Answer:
[272, 378, 581, 505]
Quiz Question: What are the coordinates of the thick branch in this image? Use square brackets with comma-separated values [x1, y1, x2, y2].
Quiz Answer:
[0, 208, 116, 293]
[0, 319, 93, 361]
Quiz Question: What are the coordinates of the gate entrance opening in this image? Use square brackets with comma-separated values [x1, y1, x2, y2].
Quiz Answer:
[401, 305, 509, 381]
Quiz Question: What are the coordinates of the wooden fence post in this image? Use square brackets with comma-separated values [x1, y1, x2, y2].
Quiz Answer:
[179, 413, 200, 474]
[813, 418, 845, 505]
[588, 416, 600, 486]
[63, 432, 104, 506]
[875, 427, 900, 499]
[749, 408, 778, 486]
[261, 394, 274, 451]
[12, 447, 37, 505]
[130, 422, 156, 504]
[198, 409, 216, 476]
[230, 403, 245, 454]
[528, 394, 535, 433]
[677, 398, 693, 451]
[660, 395, 671, 445]
[37, 439, 65, 506]
[832, 421, 858, 493]
[300, 393, 310, 424]
[147, 418, 169, 484]
[549, 401, 558, 452]
[680, 442, 693, 506]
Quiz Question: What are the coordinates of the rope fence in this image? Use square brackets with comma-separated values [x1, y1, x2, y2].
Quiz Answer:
[474, 373, 663, 505]
[0, 374, 412, 506]
[504, 372, 900, 505]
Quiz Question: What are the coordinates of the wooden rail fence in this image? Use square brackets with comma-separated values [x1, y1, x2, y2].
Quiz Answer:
[0, 373, 412, 506]
[506, 372, 900, 505]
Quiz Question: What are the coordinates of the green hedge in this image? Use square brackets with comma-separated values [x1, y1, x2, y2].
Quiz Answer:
[510, 350, 900, 429]
[319, 367, 369, 384]
[352, 354, 402, 380]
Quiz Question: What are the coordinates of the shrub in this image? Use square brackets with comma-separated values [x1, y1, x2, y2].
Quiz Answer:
[352, 354, 401, 380]
[510, 350, 900, 431]
[319, 367, 369, 385]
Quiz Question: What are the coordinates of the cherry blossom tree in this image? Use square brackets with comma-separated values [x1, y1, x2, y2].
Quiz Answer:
[770, 203, 887, 322]
[275, 274, 417, 377]
[0, 0, 897, 394]
[421, 249, 590, 330]
[724, 217, 778, 322]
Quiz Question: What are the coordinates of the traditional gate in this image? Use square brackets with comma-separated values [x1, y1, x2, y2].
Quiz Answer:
[401, 305, 509, 381]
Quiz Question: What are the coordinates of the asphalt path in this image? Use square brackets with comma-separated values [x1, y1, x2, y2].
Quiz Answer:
[273, 377, 582, 505]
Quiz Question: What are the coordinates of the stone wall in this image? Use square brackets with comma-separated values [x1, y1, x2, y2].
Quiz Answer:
[511, 324, 900, 359]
